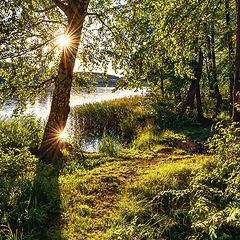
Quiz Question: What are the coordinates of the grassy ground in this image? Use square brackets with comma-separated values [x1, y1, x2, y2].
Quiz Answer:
[53, 136, 208, 239]
[1, 96, 239, 239]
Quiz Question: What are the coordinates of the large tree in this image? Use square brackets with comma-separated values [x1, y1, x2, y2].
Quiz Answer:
[38, 0, 90, 162]
[232, 0, 240, 121]
[0, 0, 107, 163]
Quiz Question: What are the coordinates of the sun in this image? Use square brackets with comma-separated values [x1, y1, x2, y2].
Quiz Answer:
[59, 129, 68, 141]
[56, 34, 71, 47]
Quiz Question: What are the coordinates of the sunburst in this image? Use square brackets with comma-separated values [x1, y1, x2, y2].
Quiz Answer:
[59, 129, 68, 141]
[56, 34, 71, 47]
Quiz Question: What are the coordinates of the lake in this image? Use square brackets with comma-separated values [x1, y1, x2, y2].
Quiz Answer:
[0, 87, 147, 119]
[0, 87, 147, 151]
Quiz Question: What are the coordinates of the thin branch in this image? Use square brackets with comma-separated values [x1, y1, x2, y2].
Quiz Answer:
[40, 20, 67, 27]
[88, 13, 118, 39]
[36, 5, 58, 13]
[1, 19, 67, 39]
[1, 37, 56, 60]
[36, 1, 68, 13]
[52, 0, 72, 18]
[87, 12, 103, 16]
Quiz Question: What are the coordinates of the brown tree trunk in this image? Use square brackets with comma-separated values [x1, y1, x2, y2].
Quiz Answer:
[174, 89, 181, 104]
[160, 78, 164, 96]
[211, 25, 222, 114]
[205, 23, 222, 114]
[196, 79, 203, 119]
[226, 0, 234, 106]
[195, 51, 204, 119]
[39, 0, 90, 163]
[181, 51, 204, 119]
[181, 80, 196, 113]
[232, 0, 240, 122]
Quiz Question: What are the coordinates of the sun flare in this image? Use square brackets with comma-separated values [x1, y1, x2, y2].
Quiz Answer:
[56, 34, 71, 47]
[59, 129, 68, 141]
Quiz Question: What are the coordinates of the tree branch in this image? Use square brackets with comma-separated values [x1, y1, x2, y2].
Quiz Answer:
[0, 37, 57, 60]
[36, 1, 68, 13]
[36, 5, 58, 13]
[88, 13, 118, 39]
[52, 0, 72, 18]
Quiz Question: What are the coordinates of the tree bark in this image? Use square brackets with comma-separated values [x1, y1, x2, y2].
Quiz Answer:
[232, 0, 240, 122]
[181, 80, 196, 113]
[160, 78, 164, 96]
[195, 51, 204, 119]
[174, 89, 181, 104]
[39, 0, 90, 163]
[205, 23, 222, 115]
[211, 25, 222, 114]
[181, 51, 204, 119]
[226, 0, 234, 106]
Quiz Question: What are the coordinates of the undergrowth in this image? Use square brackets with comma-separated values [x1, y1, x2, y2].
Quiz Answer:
[1, 96, 240, 240]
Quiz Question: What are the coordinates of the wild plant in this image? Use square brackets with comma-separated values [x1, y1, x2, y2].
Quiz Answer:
[97, 130, 123, 157]
[0, 115, 43, 151]
[189, 122, 240, 239]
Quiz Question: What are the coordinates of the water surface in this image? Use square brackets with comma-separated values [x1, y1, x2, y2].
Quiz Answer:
[0, 87, 146, 151]
[0, 87, 147, 119]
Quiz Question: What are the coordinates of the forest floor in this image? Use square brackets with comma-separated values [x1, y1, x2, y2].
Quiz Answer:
[51, 134, 209, 239]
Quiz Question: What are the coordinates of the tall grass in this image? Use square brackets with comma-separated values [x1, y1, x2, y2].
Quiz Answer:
[0, 116, 61, 240]
[70, 96, 151, 143]
[108, 159, 199, 239]
[0, 115, 43, 151]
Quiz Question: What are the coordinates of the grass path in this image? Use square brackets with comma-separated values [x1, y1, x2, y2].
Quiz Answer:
[54, 147, 208, 239]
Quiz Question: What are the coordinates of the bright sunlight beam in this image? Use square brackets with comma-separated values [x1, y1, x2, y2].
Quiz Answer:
[59, 129, 68, 141]
[56, 34, 71, 47]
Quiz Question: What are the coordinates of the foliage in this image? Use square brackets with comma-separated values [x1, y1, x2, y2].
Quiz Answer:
[97, 130, 123, 157]
[0, 115, 43, 151]
[70, 96, 151, 142]
[108, 159, 199, 239]
[189, 123, 240, 239]
[2, 109, 240, 239]
[0, 116, 60, 240]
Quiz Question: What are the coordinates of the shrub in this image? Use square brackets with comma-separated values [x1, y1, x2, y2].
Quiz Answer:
[0, 147, 38, 239]
[97, 130, 123, 157]
[0, 115, 43, 151]
[189, 122, 240, 239]
[0, 115, 60, 239]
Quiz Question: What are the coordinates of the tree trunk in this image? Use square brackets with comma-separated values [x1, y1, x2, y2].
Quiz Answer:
[205, 23, 222, 114]
[226, 0, 234, 106]
[181, 51, 204, 119]
[211, 25, 222, 114]
[160, 78, 164, 96]
[195, 51, 204, 119]
[181, 80, 196, 113]
[174, 89, 181, 104]
[39, 1, 89, 163]
[196, 79, 203, 119]
[232, 0, 240, 122]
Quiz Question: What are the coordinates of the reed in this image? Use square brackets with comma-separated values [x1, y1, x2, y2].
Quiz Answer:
[70, 96, 150, 141]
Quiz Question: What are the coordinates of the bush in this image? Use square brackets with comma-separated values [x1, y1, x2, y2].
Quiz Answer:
[0, 147, 38, 239]
[108, 123, 240, 239]
[0, 115, 43, 151]
[189, 122, 240, 239]
[0, 115, 60, 239]
[97, 130, 123, 157]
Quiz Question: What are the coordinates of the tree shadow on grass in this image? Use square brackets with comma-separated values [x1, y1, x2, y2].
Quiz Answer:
[26, 160, 62, 239]
[0, 155, 62, 240]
